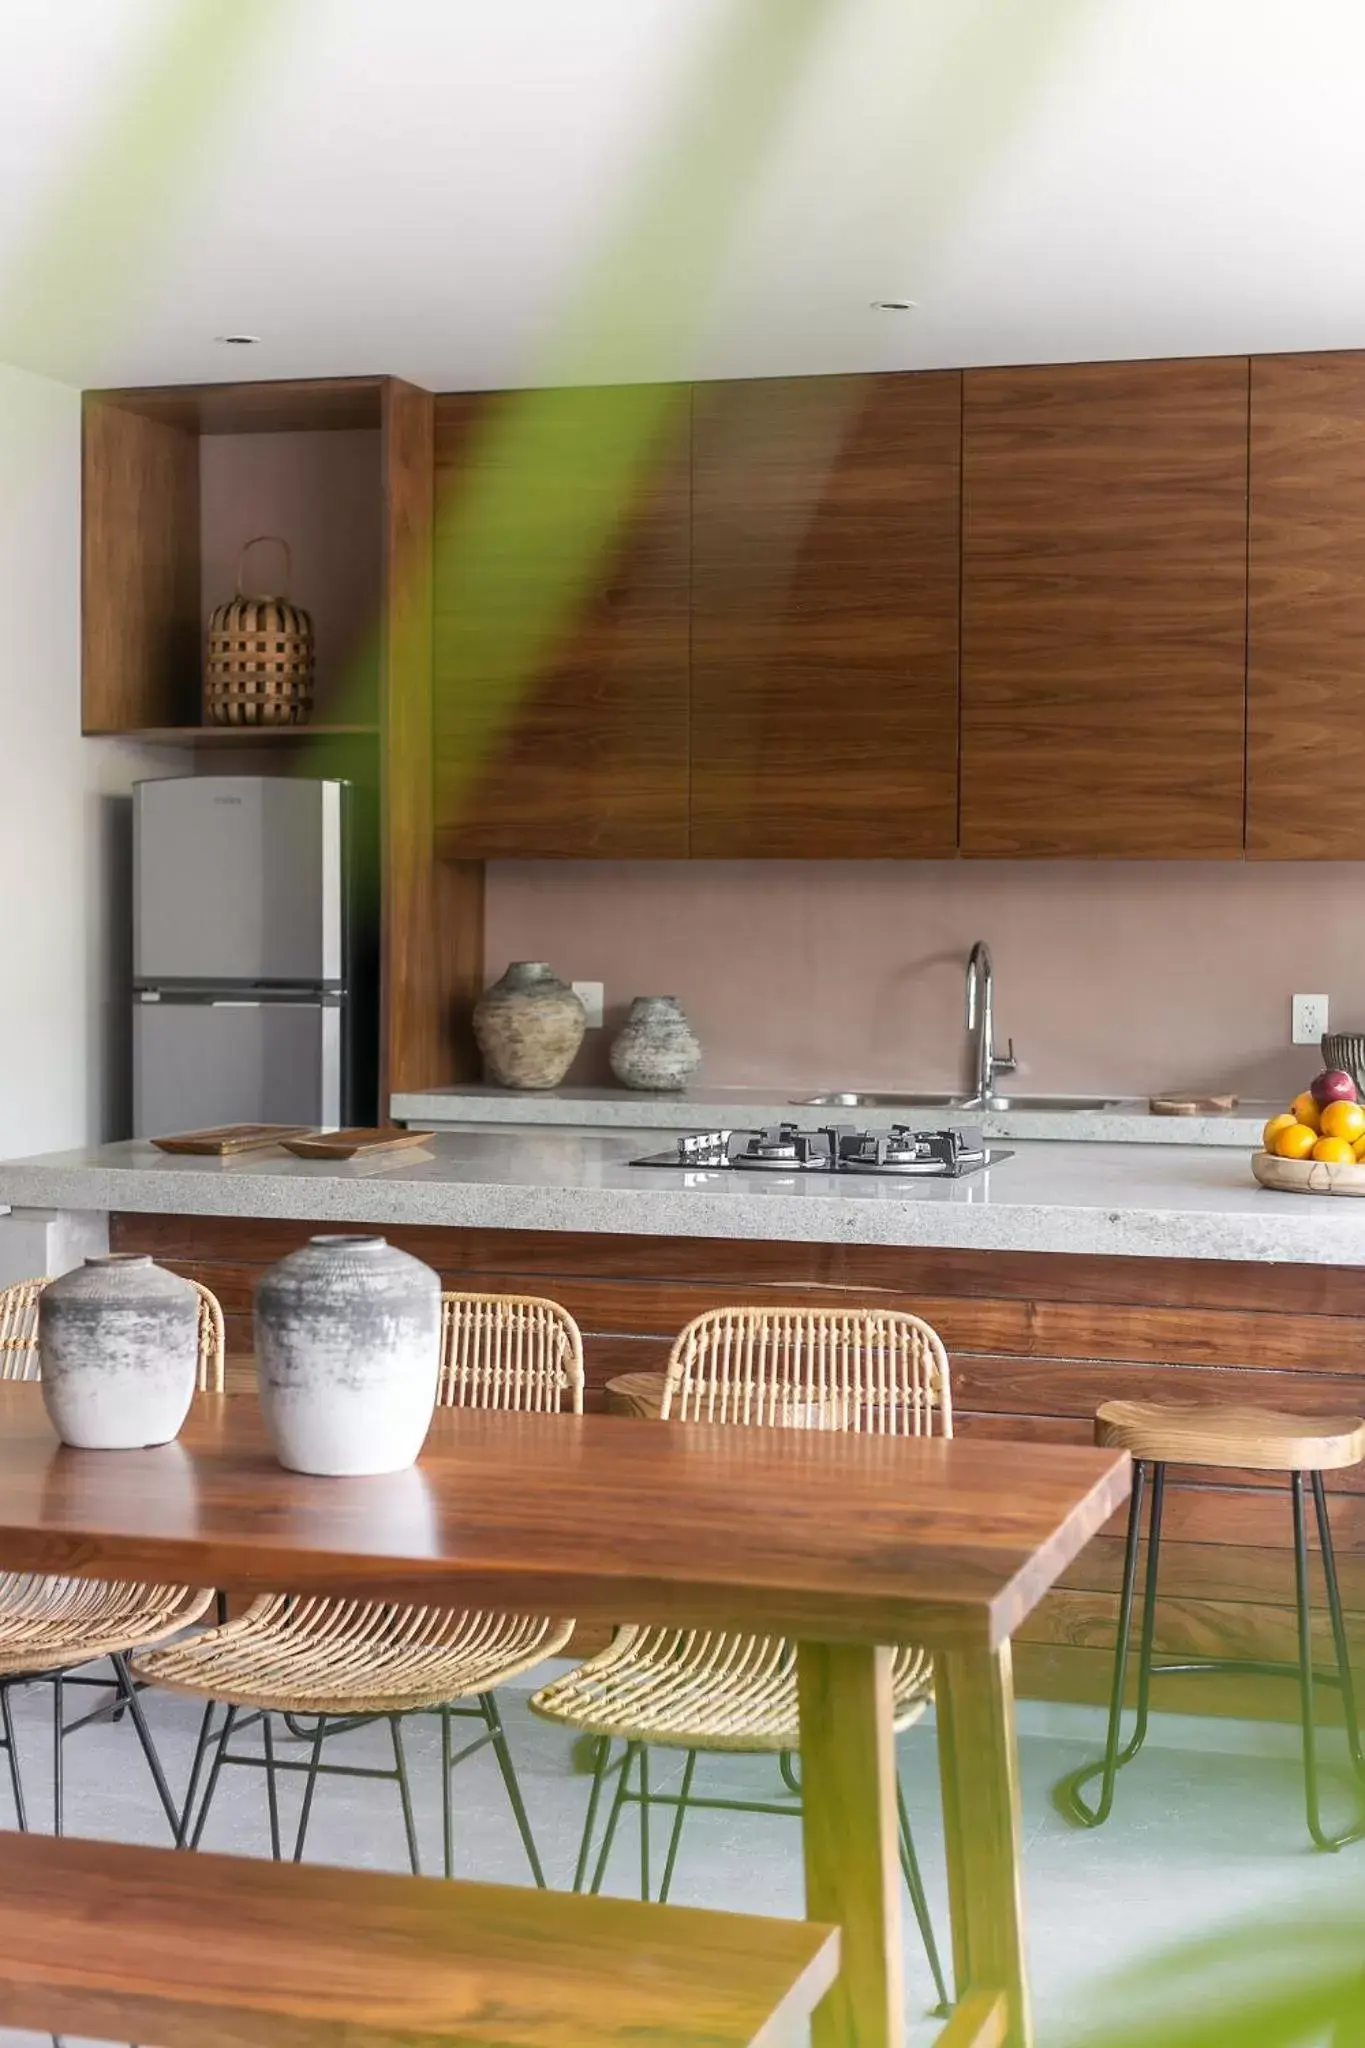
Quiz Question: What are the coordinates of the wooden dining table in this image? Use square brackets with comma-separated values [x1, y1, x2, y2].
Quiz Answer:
[0, 1384, 1129, 2048]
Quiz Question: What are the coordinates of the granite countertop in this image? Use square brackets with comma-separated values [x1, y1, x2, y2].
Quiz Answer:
[388, 1082, 1277, 1150]
[0, 1131, 1360, 1265]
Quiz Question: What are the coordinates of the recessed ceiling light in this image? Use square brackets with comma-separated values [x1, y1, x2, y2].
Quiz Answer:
[870, 299, 917, 312]
[215, 333, 261, 345]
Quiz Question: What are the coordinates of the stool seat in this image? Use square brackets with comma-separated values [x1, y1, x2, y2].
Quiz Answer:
[1095, 1399, 1365, 1473]
[603, 1370, 667, 1419]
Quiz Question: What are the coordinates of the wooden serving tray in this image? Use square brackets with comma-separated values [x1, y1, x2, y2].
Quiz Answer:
[1150, 1094, 1239, 1116]
[150, 1124, 313, 1156]
[280, 1126, 434, 1160]
[1252, 1149, 1365, 1197]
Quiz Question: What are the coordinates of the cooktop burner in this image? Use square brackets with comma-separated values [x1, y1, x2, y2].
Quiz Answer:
[632, 1123, 1010, 1179]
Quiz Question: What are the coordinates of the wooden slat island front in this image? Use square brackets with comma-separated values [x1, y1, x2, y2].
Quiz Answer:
[114, 1212, 1365, 1724]
[0, 1385, 1128, 2048]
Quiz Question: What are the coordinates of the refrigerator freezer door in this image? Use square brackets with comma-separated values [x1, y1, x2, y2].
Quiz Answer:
[133, 999, 342, 1136]
[133, 777, 344, 987]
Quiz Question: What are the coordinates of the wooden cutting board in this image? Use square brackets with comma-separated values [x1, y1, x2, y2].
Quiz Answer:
[150, 1124, 313, 1156]
[1149, 1095, 1240, 1116]
[280, 1127, 434, 1160]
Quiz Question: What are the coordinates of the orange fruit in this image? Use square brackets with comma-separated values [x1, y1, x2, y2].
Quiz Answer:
[1274, 1123, 1319, 1159]
[1313, 1136, 1357, 1165]
[1291, 1091, 1323, 1132]
[1263, 1112, 1298, 1148]
[1353, 1136, 1365, 1162]
[1321, 1100, 1365, 1143]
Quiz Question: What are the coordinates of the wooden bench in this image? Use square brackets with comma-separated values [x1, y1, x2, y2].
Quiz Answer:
[0, 1831, 838, 2048]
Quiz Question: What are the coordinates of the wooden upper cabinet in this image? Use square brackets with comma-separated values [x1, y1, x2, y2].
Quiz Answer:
[432, 386, 690, 859]
[960, 359, 1250, 857]
[689, 373, 961, 858]
[1248, 354, 1365, 857]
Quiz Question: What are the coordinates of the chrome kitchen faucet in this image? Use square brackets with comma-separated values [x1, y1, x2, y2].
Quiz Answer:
[965, 940, 1018, 1108]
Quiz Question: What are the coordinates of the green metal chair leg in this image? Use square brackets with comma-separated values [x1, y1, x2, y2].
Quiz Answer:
[897, 1774, 951, 2014]
[478, 1692, 547, 1887]
[572, 1737, 613, 1891]
[659, 1750, 697, 1903]
[589, 1740, 640, 1894]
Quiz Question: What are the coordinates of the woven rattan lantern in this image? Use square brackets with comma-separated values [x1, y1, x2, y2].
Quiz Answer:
[205, 535, 314, 727]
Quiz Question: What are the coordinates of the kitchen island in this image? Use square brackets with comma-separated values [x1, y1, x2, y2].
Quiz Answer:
[0, 1129, 1361, 1723]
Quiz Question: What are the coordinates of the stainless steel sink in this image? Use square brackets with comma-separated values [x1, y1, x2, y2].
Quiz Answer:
[794, 1091, 960, 1109]
[793, 1091, 1120, 1113]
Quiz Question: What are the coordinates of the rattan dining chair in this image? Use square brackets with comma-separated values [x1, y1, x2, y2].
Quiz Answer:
[135, 1292, 584, 1882]
[531, 1305, 953, 2014]
[0, 1271, 225, 1838]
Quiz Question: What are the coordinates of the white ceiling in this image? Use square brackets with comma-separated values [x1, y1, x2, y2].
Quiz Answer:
[3, 0, 1365, 394]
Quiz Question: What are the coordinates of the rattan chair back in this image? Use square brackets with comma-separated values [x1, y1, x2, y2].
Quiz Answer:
[438, 1292, 584, 1414]
[0, 1276, 225, 1391]
[660, 1306, 951, 1438]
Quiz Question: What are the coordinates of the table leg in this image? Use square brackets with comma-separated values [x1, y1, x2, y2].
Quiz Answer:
[934, 1641, 1031, 2048]
[798, 1641, 903, 2048]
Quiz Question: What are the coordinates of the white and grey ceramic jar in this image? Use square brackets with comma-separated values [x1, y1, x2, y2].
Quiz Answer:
[473, 962, 586, 1089]
[609, 995, 702, 1092]
[38, 1253, 199, 1450]
[255, 1234, 441, 1476]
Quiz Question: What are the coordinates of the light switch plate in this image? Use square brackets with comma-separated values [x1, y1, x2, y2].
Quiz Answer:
[572, 980, 604, 1030]
[1292, 993, 1329, 1046]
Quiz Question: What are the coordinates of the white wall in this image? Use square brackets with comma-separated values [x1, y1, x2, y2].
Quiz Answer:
[0, 360, 184, 1157]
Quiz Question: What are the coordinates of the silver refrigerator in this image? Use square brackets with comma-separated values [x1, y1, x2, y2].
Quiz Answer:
[132, 776, 368, 1135]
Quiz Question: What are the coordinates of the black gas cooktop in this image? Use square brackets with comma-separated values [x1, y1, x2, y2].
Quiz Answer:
[631, 1123, 1010, 1179]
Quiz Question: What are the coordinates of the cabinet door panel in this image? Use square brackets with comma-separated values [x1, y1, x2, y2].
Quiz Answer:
[432, 387, 689, 859]
[961, 359, 1249, 858]
[1249, 353, 1365, 858]
[690, 373, 961, 858]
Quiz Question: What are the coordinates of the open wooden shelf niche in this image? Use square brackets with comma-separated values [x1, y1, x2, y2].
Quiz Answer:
[81, 373, 484, 1099]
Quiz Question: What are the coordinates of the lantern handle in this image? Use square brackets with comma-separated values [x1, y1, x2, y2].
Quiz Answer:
[234, 534, 293, 600]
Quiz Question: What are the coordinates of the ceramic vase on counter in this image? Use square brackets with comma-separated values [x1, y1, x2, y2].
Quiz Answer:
[38, 1253, 199, 1450]
[609, 996, 702, 1093]
[473, 962, 586, 1090]
[255, 1234, 441, 1476]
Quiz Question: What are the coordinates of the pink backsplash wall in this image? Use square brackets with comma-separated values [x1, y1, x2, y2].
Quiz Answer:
[484, 861, 1365, 1103]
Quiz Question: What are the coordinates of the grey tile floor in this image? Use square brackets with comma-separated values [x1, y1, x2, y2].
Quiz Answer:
[0, 1661, 1361, 2046]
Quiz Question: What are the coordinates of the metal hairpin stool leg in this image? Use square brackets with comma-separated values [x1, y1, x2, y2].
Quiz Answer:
[1055, 1400, 1365, 1853]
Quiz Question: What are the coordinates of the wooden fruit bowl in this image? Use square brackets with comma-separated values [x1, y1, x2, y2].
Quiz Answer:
[1252, 1149, 1365, 1197]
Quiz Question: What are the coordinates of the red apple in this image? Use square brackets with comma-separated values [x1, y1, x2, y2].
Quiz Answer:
[1311, 1068, 1358, 1107]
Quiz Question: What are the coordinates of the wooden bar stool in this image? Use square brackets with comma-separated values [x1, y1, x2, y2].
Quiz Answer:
[1056, 1401, 1365, 1851]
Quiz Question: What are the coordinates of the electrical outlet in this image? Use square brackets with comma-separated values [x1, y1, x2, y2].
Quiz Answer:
[1292, 993, 1329, 1046]
[572, 980, 604, 1030]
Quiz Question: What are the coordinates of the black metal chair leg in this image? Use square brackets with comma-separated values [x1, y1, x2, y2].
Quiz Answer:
[478, 1692, 546, 1888]
[390, 1716, 421, 1876]
[440, 1707, 456, 1879]
[52, 1670, 64, 1837]
[1314, 1471, 1365, 1777]
[658, 1750, 697, 1905]
[112, 1654, 181, 1840]
[292, 1716, 328, 1863]
[261, 1712, 283, 1861]
[1294, 1473, 1365, 1853]
[189, 1704, 238, 1850]
[1055, 1460, 1164, 1826]
[589, 1740, 639, 1894]
[176, 1703, 218, 1849]
[897, 1775, 952, 2016]
[573, 1738, 613, 1893]
[0, 1687, 27, 1832]
[639, 1744, 652, 1902]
